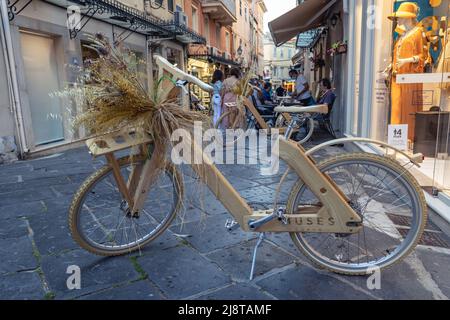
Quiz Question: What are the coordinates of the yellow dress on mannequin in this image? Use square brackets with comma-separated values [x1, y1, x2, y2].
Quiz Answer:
[391, 25, 426, 141]
[388, 2, 430, 141]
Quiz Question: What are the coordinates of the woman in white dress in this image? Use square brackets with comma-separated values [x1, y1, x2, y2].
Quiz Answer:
[211, 70, 224, 125]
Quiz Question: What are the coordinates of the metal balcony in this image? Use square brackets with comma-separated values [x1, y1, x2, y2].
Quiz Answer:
[202, 0, 236, 25]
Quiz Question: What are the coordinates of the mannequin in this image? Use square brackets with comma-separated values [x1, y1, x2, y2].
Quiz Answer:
[388, 2, 427, 142]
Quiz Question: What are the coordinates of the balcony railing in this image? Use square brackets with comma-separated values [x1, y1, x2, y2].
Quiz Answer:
[202, 0, 237, 25]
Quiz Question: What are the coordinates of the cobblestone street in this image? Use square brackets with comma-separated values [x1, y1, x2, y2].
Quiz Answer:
[1, 132, 450, 300]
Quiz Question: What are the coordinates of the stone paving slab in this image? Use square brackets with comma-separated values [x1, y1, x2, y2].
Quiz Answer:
[256, 264, 376, 300]
[169, 213, 257, 254]
[0, 216, 29, 239]
[335, 257, 435, 300]
[137, 244, 231, 299]
[195, 282, 274, 300]
[0, 235, 38, 274]
[0, 271, 45, 300]
[0, 200, 47, 219]
[77, 280, 166, 300]
[40, 249, 140, 299]
[204, 239, 296, 281]
[415, 246, 450, 298]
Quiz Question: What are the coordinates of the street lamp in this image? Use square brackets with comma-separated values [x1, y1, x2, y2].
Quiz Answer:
[237, 45, 243, 56]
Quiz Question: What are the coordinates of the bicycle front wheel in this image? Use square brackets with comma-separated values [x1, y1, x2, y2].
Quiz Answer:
[69, 156, 183, 256]
[286, 153, 427, 275]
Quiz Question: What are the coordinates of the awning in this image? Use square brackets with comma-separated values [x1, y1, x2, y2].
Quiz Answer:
[296, 27, 327, 49]
[188, 53, 240, 67]
[268, 0, 336, 47]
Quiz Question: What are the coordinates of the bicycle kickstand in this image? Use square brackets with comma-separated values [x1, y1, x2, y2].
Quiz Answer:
[249, 232, 266, 281]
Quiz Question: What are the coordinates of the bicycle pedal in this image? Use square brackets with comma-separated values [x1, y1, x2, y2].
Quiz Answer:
[276, 207, 288, 225]
[225, 219, 239, 232]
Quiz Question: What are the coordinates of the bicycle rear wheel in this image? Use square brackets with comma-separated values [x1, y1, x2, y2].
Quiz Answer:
[69, 156, 182, 256]
[286, 153, 427, 275]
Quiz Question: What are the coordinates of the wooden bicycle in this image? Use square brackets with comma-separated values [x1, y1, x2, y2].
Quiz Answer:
[69, 56, 427, 276]
[214, 95, 325, 147]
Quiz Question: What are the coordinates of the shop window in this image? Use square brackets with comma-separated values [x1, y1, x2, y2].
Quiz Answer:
[204, 18, 210, 42]
[365, 0, 450, 195]
[191, 6, 199, 32]
[166, 47, 181, 67]
[215, 24, 221, 48]
[168, 0, 174, 13]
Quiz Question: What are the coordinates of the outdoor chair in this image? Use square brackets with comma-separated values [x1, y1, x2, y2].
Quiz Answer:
[316, 95, 337, 138]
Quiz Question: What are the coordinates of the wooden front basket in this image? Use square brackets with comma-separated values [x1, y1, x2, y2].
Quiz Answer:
[85, 129, 153, 157]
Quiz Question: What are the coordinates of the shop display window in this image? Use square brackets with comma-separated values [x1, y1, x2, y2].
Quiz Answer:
[369, 0, 450, 195]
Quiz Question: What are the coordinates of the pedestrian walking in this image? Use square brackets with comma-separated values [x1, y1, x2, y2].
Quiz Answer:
[220, 68, 241, 128]
[211, 69, 224, 125]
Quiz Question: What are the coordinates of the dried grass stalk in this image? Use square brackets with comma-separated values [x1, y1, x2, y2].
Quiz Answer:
[65, 34, 209, 167]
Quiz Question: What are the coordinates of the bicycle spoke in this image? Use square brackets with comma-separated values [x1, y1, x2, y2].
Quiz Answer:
[74, 160, 179, 253]
[291, 155, 423, 273]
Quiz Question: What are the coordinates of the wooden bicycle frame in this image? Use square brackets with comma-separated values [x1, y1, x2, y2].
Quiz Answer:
[242, 97, 296, 135]
[88, 56, 361, 234]
[88, 129, 362, 235]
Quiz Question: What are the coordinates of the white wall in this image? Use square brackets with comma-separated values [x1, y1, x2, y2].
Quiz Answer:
[0, 38, 14, 137]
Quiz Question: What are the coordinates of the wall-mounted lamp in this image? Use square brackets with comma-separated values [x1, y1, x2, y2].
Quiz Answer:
[330, 12, 341, 27]
[237, 46, 243, 56]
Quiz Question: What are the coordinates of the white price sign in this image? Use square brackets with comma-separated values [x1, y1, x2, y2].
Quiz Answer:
[388, 124, 408, 151]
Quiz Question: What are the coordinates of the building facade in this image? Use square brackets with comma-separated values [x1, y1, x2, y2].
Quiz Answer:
[186, 0, 238, 104]
[186, 0, 266, 105]
[232, 0, 266, 75]
[263, 33, 297, 87]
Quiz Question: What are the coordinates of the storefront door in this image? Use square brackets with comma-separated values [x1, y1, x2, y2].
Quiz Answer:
[432, 2, 450, 196]
[20, 31, 64, 146]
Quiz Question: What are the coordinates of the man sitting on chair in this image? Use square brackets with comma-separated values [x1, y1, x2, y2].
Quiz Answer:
[317, 78, 336, 112]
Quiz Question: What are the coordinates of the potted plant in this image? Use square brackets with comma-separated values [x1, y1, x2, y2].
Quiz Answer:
[327, 41, 347, 56]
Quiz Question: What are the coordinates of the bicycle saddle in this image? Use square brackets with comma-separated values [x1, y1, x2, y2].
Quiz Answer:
[274, 104, 328, 114]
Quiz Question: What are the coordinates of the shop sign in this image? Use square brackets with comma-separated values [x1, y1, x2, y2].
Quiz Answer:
[388, 124, 408, 151]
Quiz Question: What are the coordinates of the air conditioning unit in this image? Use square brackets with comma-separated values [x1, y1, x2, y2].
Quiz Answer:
[174, 11, 188, 26]
[224, 52, 231, 60]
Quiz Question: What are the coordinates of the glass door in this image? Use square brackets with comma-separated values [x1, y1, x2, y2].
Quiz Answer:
[432, 1, 450, 196]
[20, 31, 64, 146]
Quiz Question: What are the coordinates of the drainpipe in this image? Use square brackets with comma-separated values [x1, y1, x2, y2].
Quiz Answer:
[0, 1, 29, 154]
